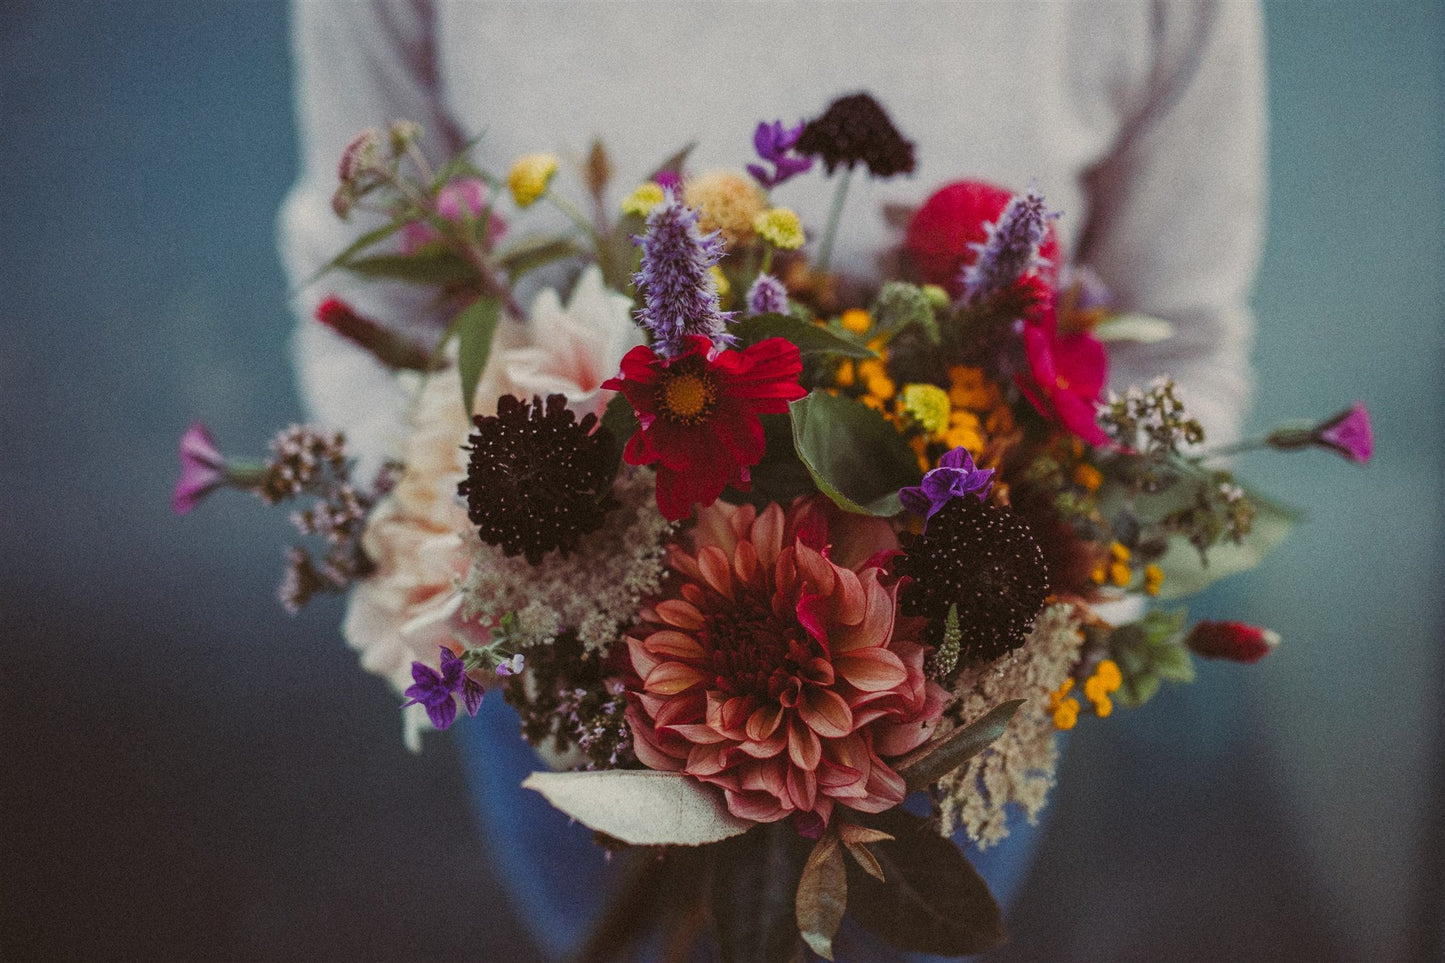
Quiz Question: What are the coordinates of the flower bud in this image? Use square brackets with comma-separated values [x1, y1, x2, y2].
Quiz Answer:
[337, 128, 380, 183]
[1184, 620, 1280, 664]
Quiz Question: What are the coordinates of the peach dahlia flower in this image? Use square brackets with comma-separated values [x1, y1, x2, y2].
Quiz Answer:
[625, 499, 947, 828]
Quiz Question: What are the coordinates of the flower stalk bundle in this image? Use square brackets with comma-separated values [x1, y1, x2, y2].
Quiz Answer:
[176, 95, 1372, 959]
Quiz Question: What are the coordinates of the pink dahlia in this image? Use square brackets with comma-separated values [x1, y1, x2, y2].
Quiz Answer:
[625, 499, 948, 829]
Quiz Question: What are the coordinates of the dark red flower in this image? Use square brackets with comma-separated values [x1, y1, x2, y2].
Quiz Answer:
[1184, 621, 1280, 664]
[905, 180, 1060, 299]
[602, 335, 806, 521]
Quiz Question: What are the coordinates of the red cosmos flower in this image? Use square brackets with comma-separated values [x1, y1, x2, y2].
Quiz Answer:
[625, 499, 948, 830]
[905, 180, 1061, 299]
[602, 335, 805, 521]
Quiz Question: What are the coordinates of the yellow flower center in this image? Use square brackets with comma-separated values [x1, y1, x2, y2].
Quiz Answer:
[660, 371, 716, 423]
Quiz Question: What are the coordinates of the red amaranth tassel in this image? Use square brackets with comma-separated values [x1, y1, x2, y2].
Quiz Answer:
[1184, 621, 1281, 664]
[314, 297, 436, 371]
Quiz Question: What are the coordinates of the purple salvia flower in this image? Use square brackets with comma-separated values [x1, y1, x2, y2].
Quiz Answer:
[747, 119, 814, 188]
[173, 421, 228, 515]
[1315, 402, 1374, 464]
[961, 186, 1060, 304]
[746, 273, 790, 316]
[402, 647, 483, 730]
[495, 653, 526, 677]
[632, 189, 734, 356]
[898, 446, 995, 526]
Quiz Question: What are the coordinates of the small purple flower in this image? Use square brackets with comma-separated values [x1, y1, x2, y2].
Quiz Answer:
[1315, 402, 1373, 464]
[747, 119, 814, 188]
[961, 186, 1060, 304]
[632, 189, 734, 356]
[495, 653, 526, 677]
[746, 273, 790, 316]
[402, 647, 484, 730]
[173, 421, 228, 515]
[898, 446, 995, 525]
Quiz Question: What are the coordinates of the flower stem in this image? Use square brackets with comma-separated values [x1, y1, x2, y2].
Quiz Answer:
[813, 166, 854, 274]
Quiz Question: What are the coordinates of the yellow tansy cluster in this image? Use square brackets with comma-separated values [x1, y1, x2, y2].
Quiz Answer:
[1090, 542, 1165, 596]
[1082, 659, 1123, 717]
[683, 170, 767, 248]
[620, 181, 665, 217]
[1048, 679, 1080, 730]
[507, 153, 559, 208]
[753, 207, 805, 250]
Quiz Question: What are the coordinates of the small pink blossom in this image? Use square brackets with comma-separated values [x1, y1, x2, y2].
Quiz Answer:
[1316, 402, 1373, 464]
[172, 422, 228, 515]
[400, 177, 506, 254]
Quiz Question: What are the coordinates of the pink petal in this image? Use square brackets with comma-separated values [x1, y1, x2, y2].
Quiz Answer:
[798, 686, 854, 738]
[833, 649, 909, 692]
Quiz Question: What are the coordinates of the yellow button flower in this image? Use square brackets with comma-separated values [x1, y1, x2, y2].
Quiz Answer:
[508, 153, 559, 208]
[1048, 678, 1080, 730]
[754, 207, 806, 250]
[900, 383, 952, 437]
[840, 309, 872, 335]
[621, 182, 665, 217]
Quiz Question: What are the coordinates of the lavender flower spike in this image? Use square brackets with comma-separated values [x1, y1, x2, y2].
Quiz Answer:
[962, 185, 1060, 304]
[746, 273, 790, 316]
[402, 647, 483, 730]
[747, 119, 813, 188]
[632, 188, 734, 356]
[898, 446, 995, 526]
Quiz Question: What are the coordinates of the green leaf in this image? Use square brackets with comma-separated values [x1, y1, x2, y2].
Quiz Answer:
[738, 413, 817, 508]
[1093, 312, 1176, 344]
[520, 770, 752, 846]
[1151, 488, 1297, 599]
[599, 390, 640, 479]
[790, 390, 922, 516]
[493, 232, 585, 284]
[303, 220, 405, 287]
[647, 142, 696, 182]
[731, 314, 876, 358]
[845, 808, 1005, 956]
[895, 700, 1025, 792]
[345, 249, 475, 286]
[1109, 610, 1192, 709]
[710, 823, 809, 963]
[795, 834, 847, 961]
[455, 297, 501, 416]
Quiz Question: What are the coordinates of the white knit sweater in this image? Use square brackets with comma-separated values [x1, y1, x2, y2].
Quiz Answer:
[280, 0, 1265, 478]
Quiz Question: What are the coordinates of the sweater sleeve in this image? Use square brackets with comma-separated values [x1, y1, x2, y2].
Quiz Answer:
[278, 0, 464, 481]
[1076, 0, 1267, 446]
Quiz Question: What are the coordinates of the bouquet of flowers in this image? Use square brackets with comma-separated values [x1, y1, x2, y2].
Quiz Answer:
[175, 94, 1372, 960]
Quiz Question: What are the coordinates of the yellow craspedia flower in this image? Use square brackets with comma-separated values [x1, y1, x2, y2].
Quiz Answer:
[508, 153, 559, 208]
[839, 309, 871, 335]
[1084, 659, 1123, 718]
[1073, 463, 1103, 492]
[754, 207, 806, 250]
[900, 383, 952, 437]
[683, 170, 767, 248]
[1110, 542, 1131, 562]
[1109, 561, 1132, 587]
[621, 182, 665, 217]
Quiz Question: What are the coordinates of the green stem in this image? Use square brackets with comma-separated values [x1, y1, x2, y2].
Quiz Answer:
[814, 167, 854, 274]
[760, 245, 775, 276]
[547, 189, 604, 252]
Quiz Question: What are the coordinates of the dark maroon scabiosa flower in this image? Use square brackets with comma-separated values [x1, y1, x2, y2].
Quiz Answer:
[458, 393, 618, 565]
[894, 496, 1050, 667]
[795, 92, 916, 179]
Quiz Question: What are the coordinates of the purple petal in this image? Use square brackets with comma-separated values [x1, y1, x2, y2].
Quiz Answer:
[462, 677, 485, 717]
[438, 647, 465, 690]
[746, 162, 774, 187]
[424, 695, 458, 731]
[898, 486, 931, 517]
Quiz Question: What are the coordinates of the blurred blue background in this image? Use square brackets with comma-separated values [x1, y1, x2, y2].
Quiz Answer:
[2, 2, 1440, 959]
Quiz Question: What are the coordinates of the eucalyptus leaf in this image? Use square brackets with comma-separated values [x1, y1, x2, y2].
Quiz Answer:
[845, 808, 1005, 955]
[1093, 312, 1176, 344]
[521, 770, 751, 846]
[1150, 488, 1297, 599]
[455, 297, 501, 417]
[711, 823, 808, 963]
[795, 835, 847, 961]
[895, 700, 1025, 792]
[731, 314, 876, 358]
[790, 391, 921, 516]
[345, 249, 475, 286]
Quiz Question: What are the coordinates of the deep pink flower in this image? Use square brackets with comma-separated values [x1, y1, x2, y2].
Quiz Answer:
[602, 335, 805, 521]
[625, 500, 947, 827]
[905, 180, 1061, 299]
[401, 177, 506, 254]
[1018, 320, 1109, 446]
[1316, 402, 1373, 464]
[172, 421, 228, 515]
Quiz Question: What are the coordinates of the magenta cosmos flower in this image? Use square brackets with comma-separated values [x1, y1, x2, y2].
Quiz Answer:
[1018, 313, 1109, 447]
[624, 499, 948, 830]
